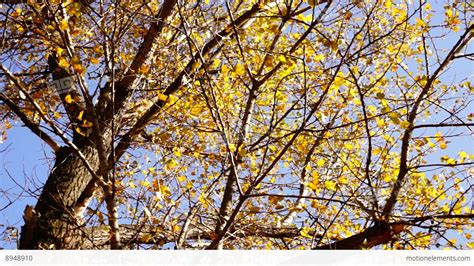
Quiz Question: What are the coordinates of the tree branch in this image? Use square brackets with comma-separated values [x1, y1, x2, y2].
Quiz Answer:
[84, 223, 304, 248]
[0, 64, 105, 187]
[314, 213, 474, 249]
[0, 92, 60, 152]
[109, 1, 269, 167]
[412, 122, 474, 130]
[382, 24, 474, 217]
[314, 221, 406, 250]
[99, 0, 178, 118]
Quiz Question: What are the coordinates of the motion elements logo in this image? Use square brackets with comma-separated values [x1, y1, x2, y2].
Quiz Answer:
[48, 75, 75, 95]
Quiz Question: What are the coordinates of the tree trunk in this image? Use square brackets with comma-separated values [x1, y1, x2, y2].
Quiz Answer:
[19, 140, 99, 249]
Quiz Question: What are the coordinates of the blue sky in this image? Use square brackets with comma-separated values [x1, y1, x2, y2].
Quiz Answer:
[1, 126, 53, 249]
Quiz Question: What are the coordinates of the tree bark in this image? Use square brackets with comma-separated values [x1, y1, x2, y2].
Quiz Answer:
[19, 141, 99, 249]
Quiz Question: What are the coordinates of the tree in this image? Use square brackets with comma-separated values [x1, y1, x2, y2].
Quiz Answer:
[0, 0, 472, 250]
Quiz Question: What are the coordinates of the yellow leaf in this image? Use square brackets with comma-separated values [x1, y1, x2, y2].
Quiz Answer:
[308, 172, 319, 191]
[314, 54, 325, 62]
[235, 63, 245, 76]
[415, 18, 425, 28]
[400, 120, 411, 129]
[91, 58, 100, 65]
[439, 142, 447, 150]
[158, 93, 168, 102]
[388, 112, 400, 124]
[128, 181, 136, 189]
[140, 180, 150, 187]
[72, 59, 85, 74]
[222, 64, 230, 75]
[249, 206, 260, 212]
[16, 25, 25, 33]
[56, 47, 64, 57]
[177, 175, 186, 182]
[173, 147, 181, 158]
[82, 119, 93, 128]
[166, 159, 178, 170]
[307, 0, 317, 8]
[77, 110, 84, 120]
[376, 118, 386, 128]
[198, 194, 209, 208]
[316, 158, 326, 167]
[93, 45, 102, 53]
[459, 151, 467, 159]
[275, 90, 286, 101]
[446, 158, 456, 165]
[59, 19, 69, 31]
[277, 54, 287, 63]
[185, 181, 193, 189]
[333, 75, 345, 87]
[324, 180, 337, 191]
[212, 58, 220, 68]
[445, 9, 453, 18]
[338, 176, 348, 184]
[344, 143, 353, 150]
[269, 195, 282, 205]
[11, 8, 21, 18]
[139, 65, 150, 74]
[148, 1, 159, 12]
[141, 233, 152, 242]
[64, 94, 74, 104]
[75, 127, 86, 136]
[238, 145, 247, 157]
[300, 227, 312, 238]
[58, 57, 70, 68]
[190, 105, 203, 116]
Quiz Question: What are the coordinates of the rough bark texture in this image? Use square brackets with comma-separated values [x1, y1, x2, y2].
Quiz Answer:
[19, 142, 99, 249]
[314, 221, 405, 250]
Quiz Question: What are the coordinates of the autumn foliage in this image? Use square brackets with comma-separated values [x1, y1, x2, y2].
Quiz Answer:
[0, 0, 473, 249]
